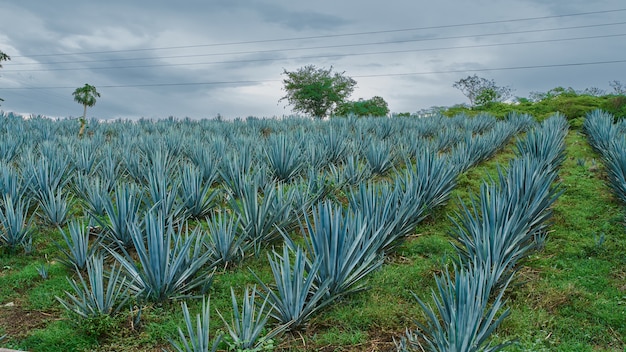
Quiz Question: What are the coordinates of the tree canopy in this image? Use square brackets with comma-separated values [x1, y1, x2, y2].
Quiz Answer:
[335, 96, 390, 117]
[280, 65, 356, 118]
[72, 83, 100, 138]
[73, 83, 100, 111]
[453, 75, 513, 106]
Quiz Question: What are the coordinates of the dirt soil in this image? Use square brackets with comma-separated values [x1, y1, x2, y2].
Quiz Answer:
[0, 301, 52, 339]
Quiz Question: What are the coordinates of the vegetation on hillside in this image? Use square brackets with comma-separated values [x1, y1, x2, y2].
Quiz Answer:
[442, 84, 626, 128]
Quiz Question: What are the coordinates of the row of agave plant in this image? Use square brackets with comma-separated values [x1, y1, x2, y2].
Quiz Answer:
[161, 115, 533, 350]
[0, 111, 534, 255]
[0, 112, 535, 350]
[583, 109, 626, 205]
[395, 114, 568, 351]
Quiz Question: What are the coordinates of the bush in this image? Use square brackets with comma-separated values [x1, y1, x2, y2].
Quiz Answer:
[602, 95, 626, 119]
[443, 92, 610, 127]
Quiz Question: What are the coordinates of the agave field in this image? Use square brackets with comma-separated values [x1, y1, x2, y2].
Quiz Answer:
[0, 111, 624, 351]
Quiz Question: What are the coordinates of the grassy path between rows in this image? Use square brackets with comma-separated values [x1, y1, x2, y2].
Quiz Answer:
[496, 131, 626, 351]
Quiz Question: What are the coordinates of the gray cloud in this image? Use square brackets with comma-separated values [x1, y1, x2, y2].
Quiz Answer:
[1, 0, 625, 119]
[251, 2, 349, 31]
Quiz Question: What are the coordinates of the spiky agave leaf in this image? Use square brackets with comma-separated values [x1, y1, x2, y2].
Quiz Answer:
[55, 254, 131, 319]
[231, 180, 295, 256]
[433, 126, 464, 153]
[95, 147, 122, 191]
[363, 140, 395, 176]
[449, 120, 518, 173]
[515, 113, 567, 169]
[179, 164, 218, 219]
[347, 181, 401, 254]
[251, 245, 331, 330]
[264, 133, 304, 182]
[393, 150, 458, 237]
[0, 163, 27, 201]
[583, 109, 618, 155]
[302, 139, 330, 171]
[603, 139, 626, 204]
[73, 174, 110, 218]
[339, 154, 371, 186]
[98, 183, 143, 248]
[295, 201, 384, 298]
[146, 164, 184, 220]
[23, 152, 72, 201]
[169, 296, 222, 352]
[318, 126, 349, 165]
[449, 163, 560, 291]
[219, 148, 256, 198]
[464, 113, 497, 135]
[107, 210, 213, 302]
[56, 220, 100, 271]
[186, 142, 220, 184]
[505, 112, 536, 135]
[0, 133, 21, 163]
[406, 264, 513, 352]
[582, 110, 626, 204]
[204, 211, 249, 269]
[216, 286, 283, 350]
[292, 169, 335, 212]
[451, 116, 565, 289]
[71, 140, 101, 176]
[37, 187, 73, 227]
[499, 157, 562, 238]
[0, 193, 35, 252]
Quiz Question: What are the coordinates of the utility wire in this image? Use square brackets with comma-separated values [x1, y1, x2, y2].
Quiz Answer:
[4, 33, 625, 73]
[2, 59, 624, 90]
[354, 59, 626, 78]
[8, 20, 626, 66]
[11, 8, 626, 58]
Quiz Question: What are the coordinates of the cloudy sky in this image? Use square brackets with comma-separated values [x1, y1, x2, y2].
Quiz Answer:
[0, 0, 625, 120]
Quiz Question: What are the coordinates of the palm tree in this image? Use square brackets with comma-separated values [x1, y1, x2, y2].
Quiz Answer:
[72, 83, 100, 138]
[0, 50, 10, 105]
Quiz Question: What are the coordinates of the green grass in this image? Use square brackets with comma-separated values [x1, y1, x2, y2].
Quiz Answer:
[494, 131, 626, 351]
[17, 320, 98, 352]
[1, 130, 626, 351]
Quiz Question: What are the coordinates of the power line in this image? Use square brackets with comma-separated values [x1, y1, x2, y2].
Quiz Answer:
[8, 20, 626, 67]
[354, 59, 626, 78]
[4, 33, 625, 73]
[11, 8, 626, 58]
[2, 59, 624, 90]
[0, 80, 272, 90]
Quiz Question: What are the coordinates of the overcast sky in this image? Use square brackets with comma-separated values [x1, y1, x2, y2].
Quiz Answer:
[0, 0, 625, 120]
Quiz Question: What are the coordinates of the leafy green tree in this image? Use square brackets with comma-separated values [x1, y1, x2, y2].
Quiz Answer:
[280, 65, 356, 118]
[453, 75, 513, 106]
[474, 88, 499, 106]
[72, 84, 100, 138]
[336, 96, 390, 117]
[0, 50, 10, 105]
